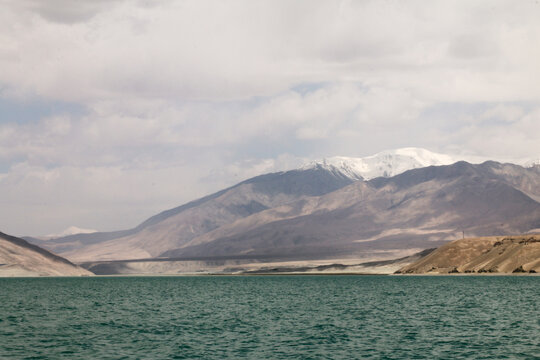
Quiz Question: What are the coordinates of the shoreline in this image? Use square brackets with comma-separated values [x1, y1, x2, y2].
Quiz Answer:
[2, 272, 540, 278]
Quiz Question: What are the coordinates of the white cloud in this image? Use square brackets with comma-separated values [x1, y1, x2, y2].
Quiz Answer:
[0, 0, 539, 235]
[11, 0, 124, 24]
[480, 104, 525, 123]
[0, 161, 218, 234]
[1, 0, 539, 103]
[434, 106, 540, 162]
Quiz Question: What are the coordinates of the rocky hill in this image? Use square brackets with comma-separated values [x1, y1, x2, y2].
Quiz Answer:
[0, 232, 93, 276]
[397, 235, 540, 274]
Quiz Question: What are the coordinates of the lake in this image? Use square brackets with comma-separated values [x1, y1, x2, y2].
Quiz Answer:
[1, 275, 539, 359]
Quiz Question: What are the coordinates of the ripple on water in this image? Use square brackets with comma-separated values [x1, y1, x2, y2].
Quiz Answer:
[0, 275, 539, 359]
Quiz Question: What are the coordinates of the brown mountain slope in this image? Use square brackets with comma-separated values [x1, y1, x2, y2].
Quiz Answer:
[34, 166, 357, 261]
[161, 162, 540, 260]
[485, 162, 540, 201]
[397, 235, 540, 274]
[61, 161, 540, 263]
[0, 232, 93, 277]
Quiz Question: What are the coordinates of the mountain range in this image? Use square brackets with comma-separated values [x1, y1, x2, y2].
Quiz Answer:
[26, 148, 540, 266]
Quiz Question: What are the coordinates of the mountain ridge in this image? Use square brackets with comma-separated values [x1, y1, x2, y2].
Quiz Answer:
[36, 165, 360, 259]
[159, 161, 540, 261]
[0, 231, 93, 276]
[53, 160, 540, 263]
[27, 148, 456, 247]
[24, 149, 540, 265]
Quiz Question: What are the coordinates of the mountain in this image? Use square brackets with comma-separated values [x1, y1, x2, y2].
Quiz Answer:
[30, 147, 457, 262]
[302, 147, 455, 180]
[160, 161, 540, 261]
[37, 165, 360, 261]
[396, 235, 540, 274]
[29, 148, 540, 265]
[0, 232, 93, 276]
[54, 160, 540, 264]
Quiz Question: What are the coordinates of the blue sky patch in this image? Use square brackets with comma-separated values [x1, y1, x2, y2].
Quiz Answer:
[0, 97, 87, 125]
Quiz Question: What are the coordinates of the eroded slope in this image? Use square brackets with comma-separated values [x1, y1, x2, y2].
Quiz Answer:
[397, 235, 540, 274]
[0, 232, 93, 277]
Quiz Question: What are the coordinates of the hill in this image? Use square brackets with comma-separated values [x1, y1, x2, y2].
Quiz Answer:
[397, 234, 540, 274]
[0, 232, 93, 276]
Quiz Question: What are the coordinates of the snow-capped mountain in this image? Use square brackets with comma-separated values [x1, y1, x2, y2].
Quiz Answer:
[303, 147, 455, 180]
[31, 150, 540, 264]
[524, 158, 540, 168]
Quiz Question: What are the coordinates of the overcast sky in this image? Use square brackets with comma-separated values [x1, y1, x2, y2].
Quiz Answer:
[1, 0, 539, 236]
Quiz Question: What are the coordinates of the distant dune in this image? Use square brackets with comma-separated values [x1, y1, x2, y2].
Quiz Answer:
[0, 232, 93, 277]
[81, 249, 435, 275]
[397, 235, 540, 274]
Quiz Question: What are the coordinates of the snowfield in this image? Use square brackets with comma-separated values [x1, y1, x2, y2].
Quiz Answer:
[303, 147, 455, 180]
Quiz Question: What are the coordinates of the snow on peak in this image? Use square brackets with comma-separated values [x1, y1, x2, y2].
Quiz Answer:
[304, 147, 455, 180]
[524, 158, 540, 168]
[42, 226, 98, 240]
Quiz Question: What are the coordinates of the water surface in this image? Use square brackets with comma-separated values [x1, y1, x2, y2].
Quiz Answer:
[1, 276, 539, 359]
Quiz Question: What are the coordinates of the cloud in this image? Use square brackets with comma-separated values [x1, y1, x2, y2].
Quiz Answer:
[425, 104, 540, 162]
[0, 0, 539, 234]
[12, 0, 123, 24]
[0, 162, 214, 234]
[1, 0, 539, 103]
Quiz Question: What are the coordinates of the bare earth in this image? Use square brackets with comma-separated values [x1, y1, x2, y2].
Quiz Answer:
[0, 232, 92, 277]
[397, 234, 540, 274]
[81, 249, 433, 275]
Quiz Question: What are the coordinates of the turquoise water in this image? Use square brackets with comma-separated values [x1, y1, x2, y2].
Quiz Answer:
[0, 276, 539, 359]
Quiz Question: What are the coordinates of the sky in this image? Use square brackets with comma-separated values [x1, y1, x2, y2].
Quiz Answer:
[0, 0, 539, 236]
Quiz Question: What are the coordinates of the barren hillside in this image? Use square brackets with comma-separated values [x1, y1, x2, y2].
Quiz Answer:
[0, 232, 93, 277]
[397, 234, 540, 274]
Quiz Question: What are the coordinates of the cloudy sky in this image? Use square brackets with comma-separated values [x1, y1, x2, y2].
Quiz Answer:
[1, 0, 539, 236]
